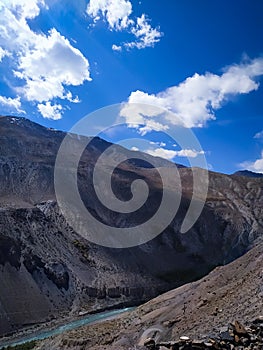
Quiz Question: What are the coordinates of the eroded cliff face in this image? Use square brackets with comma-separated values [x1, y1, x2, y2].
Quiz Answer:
[0, 116, 262, 336]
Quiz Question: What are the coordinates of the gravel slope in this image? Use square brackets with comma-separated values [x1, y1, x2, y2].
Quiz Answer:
[36, 239, 263, 349]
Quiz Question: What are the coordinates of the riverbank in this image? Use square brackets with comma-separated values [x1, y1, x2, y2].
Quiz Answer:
[0, 307, 134, 349]
[32, 241, 263, 349]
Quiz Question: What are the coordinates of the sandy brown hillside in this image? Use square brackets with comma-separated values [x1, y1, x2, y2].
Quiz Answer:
[37, 239, 263, 349]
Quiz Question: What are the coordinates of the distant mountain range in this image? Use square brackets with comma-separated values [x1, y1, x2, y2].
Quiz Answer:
[0, 115, 262, 338]
[233, 170, 263, 178]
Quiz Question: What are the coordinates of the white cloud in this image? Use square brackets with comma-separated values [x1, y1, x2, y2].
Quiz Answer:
[0, 46, 9, 61]
[86, 0, 162, 50]
[131, 146, 139, 151]
[112, 44, 122, 52]
[125, 14, 162, 49]
[120, 58, 263, 130]
[176, 149, 205, 157]
[37, 101, 63, 120]
[3, 0, 47, 20]
[64, 91, 81, 103]
[240, 150, 263, 173]
[87, 0, 132, 30]
[145, 147, 204, 161]
[146, 148, 177, 160]
[0, 95, 23, 112]
[15, 28, 91, 102]
[137, 120, 169, 136]
[0, 0, 91, 118]
[254, 130, 263, 139]
[0, 0, 47, 53]
[149, 141, 166, 147]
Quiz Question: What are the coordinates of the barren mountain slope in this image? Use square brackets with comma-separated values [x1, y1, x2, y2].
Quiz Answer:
[37, 239, 263, 349]
[0, 116, 262, 337]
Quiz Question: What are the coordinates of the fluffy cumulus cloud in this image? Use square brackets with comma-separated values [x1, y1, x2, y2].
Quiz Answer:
[0, 0, 91, 119]
[14, 28, 91, 102]
[86, 0, 162, 50]
[145, 147, 204, 160]
[120, 58, 263, 131]
[37, 102, 63, 120]
[87, 0, 132, 30]
[240, 151, 263, 173]
[3, 0, 46, 19]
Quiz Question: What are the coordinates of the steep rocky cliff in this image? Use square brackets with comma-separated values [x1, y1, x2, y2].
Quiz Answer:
[0, 115, 262, 337]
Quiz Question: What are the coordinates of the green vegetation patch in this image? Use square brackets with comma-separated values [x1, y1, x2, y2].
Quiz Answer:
[1, 341, 36, 350]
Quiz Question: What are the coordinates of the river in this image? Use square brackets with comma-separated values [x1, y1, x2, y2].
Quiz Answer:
[0, 307, 134, 349]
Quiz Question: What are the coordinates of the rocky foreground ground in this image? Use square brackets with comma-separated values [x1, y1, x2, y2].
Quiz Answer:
[143, 318, 263, 349]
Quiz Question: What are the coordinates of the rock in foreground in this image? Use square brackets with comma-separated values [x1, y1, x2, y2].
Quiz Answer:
[144, 317, 263, 349]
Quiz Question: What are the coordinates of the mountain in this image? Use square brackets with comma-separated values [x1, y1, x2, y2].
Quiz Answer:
[0, 115, 262, 338]
[233, 170, 263, 178]
[36, 240, 263, 349]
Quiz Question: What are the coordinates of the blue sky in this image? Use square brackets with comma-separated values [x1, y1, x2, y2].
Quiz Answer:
[0, 0, 263, 174]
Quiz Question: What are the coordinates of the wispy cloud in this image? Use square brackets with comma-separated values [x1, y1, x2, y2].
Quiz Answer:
[254, 130, 263, 139]
[145, 147, 205, 161]
[86, 0, 162, 50]
[149, 141, 166, 147]
[120, 57, 263, 131]
[0, 95, 23, 113]
[124, 14, 162, 50]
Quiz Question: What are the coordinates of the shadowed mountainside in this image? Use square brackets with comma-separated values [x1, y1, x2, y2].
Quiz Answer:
[0, 115, 262, 337]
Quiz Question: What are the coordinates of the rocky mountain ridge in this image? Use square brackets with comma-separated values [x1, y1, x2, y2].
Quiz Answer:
[0, 115, 262, 337]
[233, 170, 263, 178]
